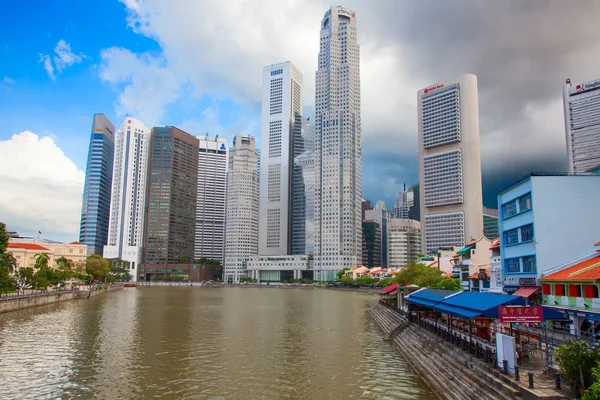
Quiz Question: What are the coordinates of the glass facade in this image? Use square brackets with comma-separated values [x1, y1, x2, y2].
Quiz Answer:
[79, 114, 115, 256]
[292, 118, 315, 255]
[361, 221, 382, 268]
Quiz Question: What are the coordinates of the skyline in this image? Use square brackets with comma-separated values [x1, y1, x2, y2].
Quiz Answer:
[1, 0, 599, 241]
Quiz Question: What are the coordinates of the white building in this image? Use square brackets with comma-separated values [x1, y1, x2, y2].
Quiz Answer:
[388, 219, 421, 269]
[563, 78, 600, 173]
[247, 255, 313, 282]
[393, 184, 411, 219]
[224, 134, 260, 284]
[418, 73, 484, 255]
[259, 62, 303, 256]
[194, 135, 227, 262]
[103, 118, 150, 280]
[314, 6, 362, 281]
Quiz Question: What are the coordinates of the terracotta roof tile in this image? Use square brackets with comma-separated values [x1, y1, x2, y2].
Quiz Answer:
[542, 254, 600, 282]
[8, 243, 51, 251]
[69, 241, 84, 245]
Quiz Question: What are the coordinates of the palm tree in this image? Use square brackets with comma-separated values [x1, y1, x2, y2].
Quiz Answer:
[0, 252, 17, 273]
[34, 252, 50, 270]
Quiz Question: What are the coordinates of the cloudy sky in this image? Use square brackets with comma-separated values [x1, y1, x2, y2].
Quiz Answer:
[1, 0, 598, 241]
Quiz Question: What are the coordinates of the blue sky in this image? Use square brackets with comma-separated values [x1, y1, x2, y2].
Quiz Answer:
[1, 0, 597, 240]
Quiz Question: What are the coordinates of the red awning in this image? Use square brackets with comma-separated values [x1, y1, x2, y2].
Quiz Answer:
[513, 286, 540, 298]
[381, 283, 399, 294]
[388, 289, 398, 296]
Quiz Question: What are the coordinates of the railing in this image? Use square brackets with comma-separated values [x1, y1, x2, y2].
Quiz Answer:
[0, 288, 78, 301]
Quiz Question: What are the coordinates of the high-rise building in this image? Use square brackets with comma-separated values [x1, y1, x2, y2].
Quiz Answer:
[103, 118, 151, 280]
[483, 207, 499, 239]
[388, 219, 421, 269]
[392, 184, 410, 219]
[408, 183, 420, 221]
[224, 134, 260, 284]
[259, 62, 303, 256]
[365, 208, 389, 268]
[194, 135, 228, 262]
[362, 220, 382, 268]
[142, 127, 199, 273]
[292, 118, 316, 255]
[563, 78, 600, 173]
[418, 73, 484, 255]
[79, 114, 115, 256]
[314, 6, 362, 281]
[361, 199, 372, 221]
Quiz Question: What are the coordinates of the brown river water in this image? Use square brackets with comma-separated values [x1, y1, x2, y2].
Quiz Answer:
[0, 287, 435, 399]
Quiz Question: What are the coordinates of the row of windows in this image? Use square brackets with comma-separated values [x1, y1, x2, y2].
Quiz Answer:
[503, 223, 534, 246]
[501, 193, 532, 219]
[423, 150, 463, 207]
[504, 255, 536, 274]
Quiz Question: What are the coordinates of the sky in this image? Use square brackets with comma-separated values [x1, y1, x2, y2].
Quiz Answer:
[1, 0, 599, 242]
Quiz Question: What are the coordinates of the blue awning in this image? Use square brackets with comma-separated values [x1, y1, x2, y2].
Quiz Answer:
[435, 303, 482, 319]
[434, 292, 525, 320]
[405, 288, 460, 308]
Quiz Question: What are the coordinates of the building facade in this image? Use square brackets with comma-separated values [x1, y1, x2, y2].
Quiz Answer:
[103, 118, 151, 280]
[247, 255, 313, 282]
[194, 135, 228, 262]
[483, 207, 499, 239]
[259, 62, 303, 256]
[314, 6, 362, 281]
[392, 185, 410, 219]
[418, 74, 484, 255]
[498, 174, 600, 294]
[362, 220, 382, 268]
[7, 239, 87, 269]
[292, 119, 316, 255]
[141, 127, 199, 278]
[79, 114, 115, 256]
[563, 78, 600, 173]
[387, 219, 421, 269]
[365, 208, 389, 268]
[224, 135, 260, 284]
[408, 183, 420, 222]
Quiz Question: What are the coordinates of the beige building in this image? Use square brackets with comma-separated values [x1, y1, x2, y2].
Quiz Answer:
[388, 219, 421, 269]
[8, 238, 87, 269]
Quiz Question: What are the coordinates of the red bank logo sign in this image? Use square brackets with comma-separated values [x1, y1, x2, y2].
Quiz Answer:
[575, 80, 600, 92]
[424, 84, 444, 94]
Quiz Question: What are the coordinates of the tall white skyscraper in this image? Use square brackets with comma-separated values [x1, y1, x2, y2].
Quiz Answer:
[194, 135, 228, 262]
[224, 134, 260, 284]
[259, 62, 303, 256]
[313, 6, 362, 281]
[292, 119, 316, 256]
[563, 78, 600, 173]
[418, 73, 483, 255]
[104, 117, 151, 280]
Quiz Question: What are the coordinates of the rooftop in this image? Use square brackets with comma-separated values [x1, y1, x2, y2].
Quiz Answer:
[541, 254, 600, 282]
[499, 172, 600, 195]
[8, 243, 51, 251]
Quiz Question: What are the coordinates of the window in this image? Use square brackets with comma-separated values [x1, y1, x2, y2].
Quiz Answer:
[520, 224, 534, 242]
[504, 228, 519, 245]
[518, 194, 532, 213]
[522, 256, 536, 273]
[502, 201, 517, 219]
[505, 258, 520, 273]
[554, 284, 565, 296]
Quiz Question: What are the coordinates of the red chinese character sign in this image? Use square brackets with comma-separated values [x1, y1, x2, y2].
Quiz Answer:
[498, 306, 544, 323]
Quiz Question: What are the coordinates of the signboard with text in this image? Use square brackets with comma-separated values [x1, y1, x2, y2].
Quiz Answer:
[499, 306, 544, 323]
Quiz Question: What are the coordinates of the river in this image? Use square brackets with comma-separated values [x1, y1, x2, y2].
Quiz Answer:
[0, 287, 435, 399]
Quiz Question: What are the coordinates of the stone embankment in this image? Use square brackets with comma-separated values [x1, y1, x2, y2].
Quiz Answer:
[368, 303, 569, 400]
[0, 285, 123, 314]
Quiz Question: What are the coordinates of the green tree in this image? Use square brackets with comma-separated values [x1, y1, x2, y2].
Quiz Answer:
[34, 252, 50, 269]
[554, 340, 600, 391]
[16, 267, 35, 290]
[0, 265, 16, 295]
[431, 277, 462, 291]
[393, 262, 443, 287]
[0, 221, 8, 254]
[583, 362, 600, 400]
[86, 254, 110, 281]
[108, 258, 132, 281]
[33, 265, 56, 291]
[337, 268, 350, 280]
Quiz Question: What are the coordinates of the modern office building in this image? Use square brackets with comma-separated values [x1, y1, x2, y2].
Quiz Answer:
[563, 78, 600, 173]
[361, 199, 372, 221]
[365, 208, 390, 268]
[387, 219, 421, 269]
[194, 135, 228, 262]
[362, 220, 382, 268]
[224, 134, 260, 283]
[498, 173, 600, 294]
[103, 118, 151, 280]
[314, 6, 362, 281]
[408, 183, 420, 221]
[392, 184, 410, 219]
[79, 114, 115, 256]
[258, 61, 303, 256]
[483, 207, 499, 239]
[141, 127, 199, 278]
[292, 118, 316, 255]
[418, 73, 484, 255]
[247, 255, 313, 282]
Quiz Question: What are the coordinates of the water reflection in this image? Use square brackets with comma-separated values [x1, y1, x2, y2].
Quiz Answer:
[0, 287, 435, 399]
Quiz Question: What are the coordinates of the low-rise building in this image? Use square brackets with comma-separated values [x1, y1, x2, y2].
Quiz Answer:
[345, 265, 369, 280]
[247, 255, 313, 282]
[498, 173, 600, 295]
[540, 244, 600, 336]
[7, 243, 54, 269]
[451, 237, 493, 291]
[8, 238, 87, 268]
[488, 238, 503, 293]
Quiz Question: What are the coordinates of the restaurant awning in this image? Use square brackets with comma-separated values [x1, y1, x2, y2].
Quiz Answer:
[513, 286, 539, 298]
[433, 292, 526, 320]
[405, 288, 460, 308]
[381, 283, 399, 294]
[456, 243, 475, 255]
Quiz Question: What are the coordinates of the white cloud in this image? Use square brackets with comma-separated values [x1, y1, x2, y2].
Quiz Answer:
[99, 47, 181, 126]
[39, 39, 84, 80]
[0, 131, 84, 240]
[2, 76, 16, 85]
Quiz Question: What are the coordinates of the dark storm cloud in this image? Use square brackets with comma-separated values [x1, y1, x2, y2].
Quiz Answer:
[357, 0, 600, 208]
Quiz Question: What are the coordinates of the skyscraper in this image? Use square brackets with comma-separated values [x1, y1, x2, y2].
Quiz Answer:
[392, 185, 410, 219]
[482, 207, 499, 239]
[224, 134, 260, 284]
[563, 77, 600, 173]
[362, 220, 382, 268]
[388, 219, 421, 269]
[314, 6, 362, 281]
[142, 127, 199, 272]
[259, 62, 303, 256]
[365, 208, 389, 268]
[292, 118, 316, 255]
[79, 114, 115, 256]
[194, 135, 228, 262]
[104, 118, 151, 280]
[418, 73, 483, 255]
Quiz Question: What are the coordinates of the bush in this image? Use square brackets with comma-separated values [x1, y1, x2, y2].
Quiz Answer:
[554, 340, 600, 391]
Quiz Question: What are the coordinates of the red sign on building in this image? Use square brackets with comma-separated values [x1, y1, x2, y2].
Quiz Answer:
[498, 306, 544, 323]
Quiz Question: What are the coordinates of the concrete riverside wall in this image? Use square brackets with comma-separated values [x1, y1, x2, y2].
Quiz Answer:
[0, 285, 123, 314]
